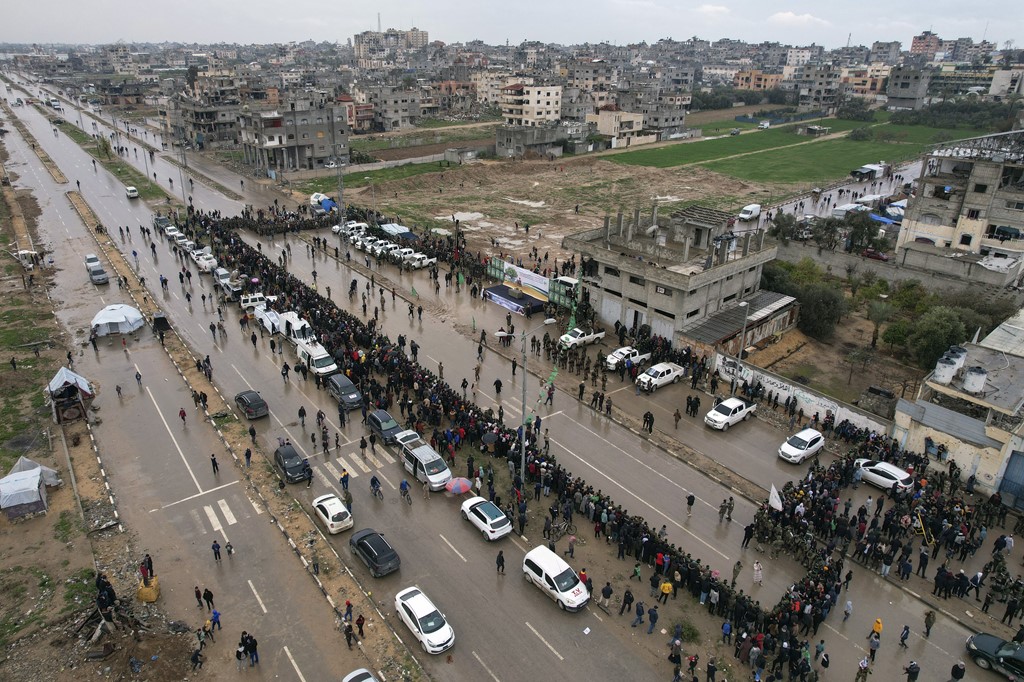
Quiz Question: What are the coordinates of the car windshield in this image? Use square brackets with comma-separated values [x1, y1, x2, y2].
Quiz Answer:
[643, 368, 659, 377]
[417, 610, 447, 634]
[424, 459, 448, 475]
[312, 356, 336, 369]
[331, 509, 350, 523]
[380, 417, 399, 431]
[553, 567, 582, 592]
[713, 405, 732, 416]
[788, 435, 809, 450]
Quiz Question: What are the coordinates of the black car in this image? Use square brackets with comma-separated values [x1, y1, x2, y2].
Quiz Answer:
[967, 632, 1024, 679]
[367, 409, 402, 445]
[349, 528, 401, 577]
[327, 374, 363, 411]
[234, 390, 269, 419]
[274, 443, 307, 484]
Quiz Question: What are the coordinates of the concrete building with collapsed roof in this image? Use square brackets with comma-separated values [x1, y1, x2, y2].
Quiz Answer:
[893, 308, 1024, 500]
[563, 205, 796, 357]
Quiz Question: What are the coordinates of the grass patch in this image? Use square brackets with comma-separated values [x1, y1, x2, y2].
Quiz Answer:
[294, 162, 446, 195]
[55, 122, 167, 200]
[53, 510, 84, 543]
[61, 568, 97, 613]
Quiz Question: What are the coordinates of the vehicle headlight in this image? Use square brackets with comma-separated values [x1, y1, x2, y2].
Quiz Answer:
[967, 638, 977, 651]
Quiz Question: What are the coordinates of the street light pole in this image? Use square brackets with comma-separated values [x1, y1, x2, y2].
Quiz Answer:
[732, 301, 750, 395]
[508, 318, 556, 492]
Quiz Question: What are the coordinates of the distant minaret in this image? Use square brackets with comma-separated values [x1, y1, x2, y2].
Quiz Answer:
[377, 13, 381, 32]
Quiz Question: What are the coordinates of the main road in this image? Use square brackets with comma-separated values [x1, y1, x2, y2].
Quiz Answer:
[6, 90, 986, 681]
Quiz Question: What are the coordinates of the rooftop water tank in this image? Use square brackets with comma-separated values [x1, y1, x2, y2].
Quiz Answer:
[963, 366, 988, 394]
[933, 358, 956, 385]
[947, 346, 967, 372]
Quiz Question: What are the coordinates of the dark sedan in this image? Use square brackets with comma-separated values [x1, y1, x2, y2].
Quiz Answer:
[349, 528, 401, 578]
[274, 443, 307, 484]
[967, 632, 1024, 679]
[367, 409, 402, 445]
[234, 390, 268, 419]
[860, 248, 890, 262]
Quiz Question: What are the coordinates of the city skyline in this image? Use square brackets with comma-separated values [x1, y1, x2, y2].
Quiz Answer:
[1, 0, 1017, 51]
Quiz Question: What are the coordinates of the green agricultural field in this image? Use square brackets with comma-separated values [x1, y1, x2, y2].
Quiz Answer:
[701, 126, 969, 183]
[609, 118, 869, 168]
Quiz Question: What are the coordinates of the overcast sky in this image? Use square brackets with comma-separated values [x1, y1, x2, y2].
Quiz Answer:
[1, 0, 1016, 50]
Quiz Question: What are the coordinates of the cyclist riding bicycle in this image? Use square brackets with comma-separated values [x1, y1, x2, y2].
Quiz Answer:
[370, 475, 381, 494]
[400, 480, 410, 496]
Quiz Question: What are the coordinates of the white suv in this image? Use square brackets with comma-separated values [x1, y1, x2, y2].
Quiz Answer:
[394, 587, 455, 654]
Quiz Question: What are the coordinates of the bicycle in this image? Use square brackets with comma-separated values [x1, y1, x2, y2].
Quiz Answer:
[552, 519, 577, 540]
[370, 484, 384, 501]
[400, 488, 412, 506]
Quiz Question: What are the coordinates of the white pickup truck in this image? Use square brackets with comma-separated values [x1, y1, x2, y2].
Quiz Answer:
[407, 253, 437, 269]
[704, 397, 757, 431]
[559, 327, 605, 350]
[636, 362, 685, 393]
[605, 346, 651, 371]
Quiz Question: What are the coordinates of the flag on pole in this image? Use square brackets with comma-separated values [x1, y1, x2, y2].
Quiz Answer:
[472, 317, 476, 332]
[411, 286, 418, 298]
[458, 272, 465, 286]
[769, 484, 783, 511]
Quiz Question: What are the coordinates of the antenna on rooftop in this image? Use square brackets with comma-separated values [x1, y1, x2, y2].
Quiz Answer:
[377, 13, 381, 32]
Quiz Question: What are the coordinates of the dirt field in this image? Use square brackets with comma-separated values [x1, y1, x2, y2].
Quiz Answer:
[747, 310, 923, 406]
[342, 156, 767, 266]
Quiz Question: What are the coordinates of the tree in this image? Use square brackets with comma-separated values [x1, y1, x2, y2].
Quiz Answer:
[836, 96, 876, 122]
[845, 212, 883, 251]
[867, 301, 894, 349]
[768, 213, 797, 243]
[811, 217, 843, 252]
[845, 348, 875, 384]
[908, 306, 966, 369]
[796, 283, 848, 340]
[848, 127, 873, 141]
[96, 137, 112, 160]
[186, 65, 199, 92]
[882, 319, 910, 353]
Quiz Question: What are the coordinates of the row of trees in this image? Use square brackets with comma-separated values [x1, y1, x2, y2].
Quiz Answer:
[762, 258, 1017, 369]
[688, 87, 794, 111]
[889, 99, 1022, 132]
[768, 212, 889, 254]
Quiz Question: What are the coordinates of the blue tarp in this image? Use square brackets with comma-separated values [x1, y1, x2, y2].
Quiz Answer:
[868, 213, 896, 225]
[320, 199, 337, 212]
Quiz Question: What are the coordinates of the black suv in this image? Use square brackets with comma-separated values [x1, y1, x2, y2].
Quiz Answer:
[235, 390, 269, 419]
[349, 528, 401, 577]
[367, 409, 402, 445]
[274, 443, 306, 483]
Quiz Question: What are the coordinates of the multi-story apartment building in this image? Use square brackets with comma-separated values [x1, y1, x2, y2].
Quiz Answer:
[796, 64, 840, 114]
[470, 70, 525, 105]
[585, 109, 651, 147]
[733, 69, 784, 91]
[563, 206, 781, 345]
[353, 27, 429, 60]
[869, 41, 902, 65]
[615, 86, 689, 137]
[501, 83, 562, 127]
[886, 66, 932, 110]
[567, 58, 619, 91]
[840, 67, 889, 98]
[929, 63, 999, 96]
[896, 130, 1024, 286]
[911, 31, 942, 60]
[238, 93, 349, 172]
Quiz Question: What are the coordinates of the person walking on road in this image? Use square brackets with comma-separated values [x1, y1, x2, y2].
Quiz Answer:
[867, 617, 883, 640]
[620, 587, 634, 616]
[135, 370, 142, 386]
[210, 453, 219, 475]
[924, 610, 936, 637]
[646, 604, 659, 634]
[731, 560, 743, 587]
[202, 587, 214, 611]
[194, 585, 203, 609]
[340, 468, 349, 491]
[496, 550, 505, 574]
[855, 656, 872, 681]
[686, 493, 695, 517]
[949, 661, 966, 681]
[868, 632, 881, 662]
[899, 624, 911, 648]
[211, 540, 222, 562]
[179, 407, 187, 427]
[903, 660, 920, 681]
[631, 600, 646, 627]
[298, 405, 306, 427]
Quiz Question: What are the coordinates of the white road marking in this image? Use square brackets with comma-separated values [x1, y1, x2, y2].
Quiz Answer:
[249, 497, 264, 515]
[377, 470, 396, 490]
[142, 381, 202, 493]
[203, 505, 228, 541]
[348, 453, 372, 473]
[365, 451, 384, 468]
[248, 579, 269, 614]
[553, 438, 728, 561]
[152, 480, 238, 510]
[330, 456, 360, 478]
[188, 508, 207, 535]
[472, 651, 502, 682]
[525, 621, 564, 661]
[283, 645, 307, 682]
[217, 499, 237, 525]
[439, 534, 468, 563]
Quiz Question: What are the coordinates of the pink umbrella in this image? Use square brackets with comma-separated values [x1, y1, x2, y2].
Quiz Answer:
[446, 477, 473, 494]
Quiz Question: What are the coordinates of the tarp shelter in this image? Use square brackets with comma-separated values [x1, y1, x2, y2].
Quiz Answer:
[320, 198, 337, 212]
[47, 367, 94, 423]
[91, 304, 144, 336]
[152, 311, 171, 332]
[0, 457, 62, 519]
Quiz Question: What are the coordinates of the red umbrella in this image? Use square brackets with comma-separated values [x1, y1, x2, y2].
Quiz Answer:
[446, 477, 473, 494]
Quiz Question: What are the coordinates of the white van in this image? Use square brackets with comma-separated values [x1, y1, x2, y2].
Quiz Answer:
[401, 443, 452, 491]
[832, 203, 866, 220]
[239, 292, 270, 311]
[125, 186, 139, 199]
[295, 338, 338, 376]
[279, 311, 314, 346]
[253, 305, 281, 335]
[738, 204, 761, 222]
[522, 546, 590, 611]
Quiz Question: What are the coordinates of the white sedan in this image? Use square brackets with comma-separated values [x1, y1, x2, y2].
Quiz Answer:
[395, 586, 455, 654]
[312, 494, 353, 534]
[460, 496, 513, 541]
[854, 459, 914, 492]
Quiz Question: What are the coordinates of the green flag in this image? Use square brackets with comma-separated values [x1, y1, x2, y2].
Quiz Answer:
[411, 286, 418, 298]
[458, 272, 465, 286]
[472, 316, 476, 332]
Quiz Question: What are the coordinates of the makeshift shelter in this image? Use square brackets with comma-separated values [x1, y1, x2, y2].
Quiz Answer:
[47, 367, 95, 423]
[91, 304, 144, 336]
[0, 458, 62, 519]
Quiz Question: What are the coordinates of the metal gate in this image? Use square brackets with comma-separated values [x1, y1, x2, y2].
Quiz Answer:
[599, 296, 622, 328]
[649, 315, 675, 341]
[999, 450, 1024, 510]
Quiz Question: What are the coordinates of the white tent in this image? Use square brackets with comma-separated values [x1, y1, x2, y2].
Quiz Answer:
[91, 304, 144, 336]
[8, 456, 61, 487]
[0, 458, 61, 519]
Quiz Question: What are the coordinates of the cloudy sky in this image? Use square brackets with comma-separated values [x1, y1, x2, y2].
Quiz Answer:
[1, 0, 1015, 49]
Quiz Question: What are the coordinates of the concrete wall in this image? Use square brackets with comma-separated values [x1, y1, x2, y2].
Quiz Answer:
[715, 353, 893, 434]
